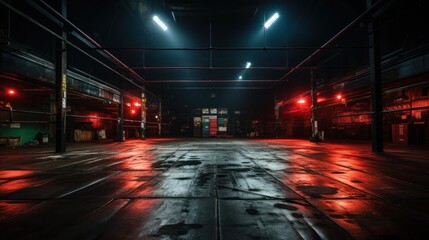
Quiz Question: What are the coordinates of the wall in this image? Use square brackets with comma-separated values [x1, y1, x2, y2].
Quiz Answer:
[0, 123, 50, 145]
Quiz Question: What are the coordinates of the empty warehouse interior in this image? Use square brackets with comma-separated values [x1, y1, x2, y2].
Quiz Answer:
[1, 0, 428, 239]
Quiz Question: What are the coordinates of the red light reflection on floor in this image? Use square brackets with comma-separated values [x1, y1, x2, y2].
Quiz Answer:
[0, 201, 38, 221]
[0, 170, 34, 179]
[0, 179, 35, 195]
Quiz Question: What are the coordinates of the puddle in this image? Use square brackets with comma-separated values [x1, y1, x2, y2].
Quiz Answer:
[245, 208, 259, 215]
[297, 186, 338, 198]
[292, 212, 304, 218]
[152, 161, 170, 168]
[273, 203, 298, 211]
[248, 188, 260, 192]
[222, 168, 250, 172]
[158, 221, 203, 236]
[196, 173, 211, 186]
[174, 177, 192, 180]
[175, 160, 202, 167]
[216, 164, 241, 168]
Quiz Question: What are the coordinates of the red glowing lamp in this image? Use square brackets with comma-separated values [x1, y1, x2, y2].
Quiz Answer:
[7, 89, 16, 96]
[297, 99, 305, 104]
[134, 102, 141, 107]
[336, 94, 342, 100]
[131, 109, 136, 114]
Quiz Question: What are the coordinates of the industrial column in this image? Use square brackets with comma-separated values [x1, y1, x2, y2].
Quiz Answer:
[158, 98, 162, 136]
[116, 92, 124, 142]
[368, 0, 383, 152]
[55, 0, 67, 153]
[310, 70, 318, 142]
[141, 92, 146, 140]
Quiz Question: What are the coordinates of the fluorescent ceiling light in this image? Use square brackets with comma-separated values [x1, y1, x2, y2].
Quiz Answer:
[245, 62, 251, 68]
[238, 76, 242, 80]
[153, 15, 168, 31]
[264, 12, 279, 29]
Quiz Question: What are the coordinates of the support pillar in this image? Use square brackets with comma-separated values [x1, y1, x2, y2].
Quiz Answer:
[55, 0, 67, 153]
[368, 0, 383, 152]
[116, 93, 124, 142]
[158, 98, 162, 136]
[311, 70, 318, 141]
[141, 92, 146, 140]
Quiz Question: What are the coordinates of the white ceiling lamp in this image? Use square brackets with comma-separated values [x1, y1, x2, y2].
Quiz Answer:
[264, 12, 279, 29]
[153, 15, 168, 31]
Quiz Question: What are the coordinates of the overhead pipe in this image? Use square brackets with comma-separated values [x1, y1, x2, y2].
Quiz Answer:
[83, 46, 371, 51]
[272, 0, 391, 86]
[35, 0, 147, 84]
[0, 0, 141, 91]
[28, 0, 162, 100]
[166, 87, 270, 90]
[1, 0, 161, 102]
[130, 66, 319, 70]
[147, 79, 280, 83]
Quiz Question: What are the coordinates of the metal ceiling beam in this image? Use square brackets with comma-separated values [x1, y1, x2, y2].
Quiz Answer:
[147, 79, 279, 83]
[166, 87, 270, 90]
[0, 0, 143, 91]
[86, 46, 370, 51]
[2, 0, 161, 101]
[130, 66, 319, 70]
[35, 0, 147, 84]
[272, 0, 392, 86]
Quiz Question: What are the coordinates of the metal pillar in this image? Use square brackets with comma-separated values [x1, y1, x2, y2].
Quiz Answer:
[116, 93, 124, 142]
[368, 0, 383, 152]
[55, 0, 67, 153]
[141, 92, 146, 140]
[158, 98, 162, 136]
[310, 70, 318, 141]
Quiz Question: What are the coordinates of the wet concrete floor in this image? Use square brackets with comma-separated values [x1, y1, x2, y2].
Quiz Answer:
[0, 138, 428, 239]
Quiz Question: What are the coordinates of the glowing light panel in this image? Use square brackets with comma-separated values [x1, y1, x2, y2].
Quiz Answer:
[153, 16, 168, 31]
[264, 13, 279, 29]
[245, 62, 251, 68]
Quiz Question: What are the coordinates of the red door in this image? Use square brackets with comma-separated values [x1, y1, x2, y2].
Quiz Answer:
[209, 116, 217, 137]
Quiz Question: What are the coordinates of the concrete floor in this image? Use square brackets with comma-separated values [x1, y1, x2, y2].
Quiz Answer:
[0, 138, 428, 239]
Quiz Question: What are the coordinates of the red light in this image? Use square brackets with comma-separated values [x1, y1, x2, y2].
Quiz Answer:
[337, 94, 342, 100]
[297, 99, 305, 104]
[134, 102, 141, 107]
[131, 109, 136, 114]
[7, 89, 16, 96]
[126, 103, 131, 107]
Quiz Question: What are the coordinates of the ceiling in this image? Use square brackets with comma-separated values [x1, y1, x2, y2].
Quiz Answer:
[4, 0, 427, 114]
[65, 0, 369, 91]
